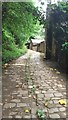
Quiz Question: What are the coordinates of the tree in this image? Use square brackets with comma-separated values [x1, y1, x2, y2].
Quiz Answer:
[2, 2, 42, 63]
[46, 1, 68, 71]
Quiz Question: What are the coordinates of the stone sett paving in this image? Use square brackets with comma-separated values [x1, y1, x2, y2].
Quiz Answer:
[2, 50, 67, 119]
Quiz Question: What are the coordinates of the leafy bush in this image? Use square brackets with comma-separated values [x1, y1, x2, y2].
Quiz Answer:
[2, 28, 27, 64]
[2, 46, 27, 64]
[61, 42, 68, 54]
[2, 2, 42, 64]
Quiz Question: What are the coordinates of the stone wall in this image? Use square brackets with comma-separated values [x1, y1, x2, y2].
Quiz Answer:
[37, 41, 45, 53]
[45, 29, 68, 72]
[29, 40, 45, 53]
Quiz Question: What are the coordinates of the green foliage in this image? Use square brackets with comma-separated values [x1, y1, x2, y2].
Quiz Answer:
[46, 1, 68, 51]
[61, 42, 68, 54]
[2, 25, 27, 64]
[2, 2, 42, 64]
[3, 47, 27, 64]
[46, 1, 68, 70]
[36, 109, 46, 120]
[46, 2, 68, 42]
[2, 2, 38, 46]
[2, 28, 27, 64]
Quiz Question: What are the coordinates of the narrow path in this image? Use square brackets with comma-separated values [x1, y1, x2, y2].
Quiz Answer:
[2, 50, 67, 119]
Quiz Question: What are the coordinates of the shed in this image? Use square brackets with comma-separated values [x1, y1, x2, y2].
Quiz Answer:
[30, 39, 45, 53]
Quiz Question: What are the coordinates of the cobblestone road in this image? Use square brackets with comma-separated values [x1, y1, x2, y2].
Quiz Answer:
[2, 50, 67, 119]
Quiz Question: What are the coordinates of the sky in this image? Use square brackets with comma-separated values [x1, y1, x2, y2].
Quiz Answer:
[33, 0, 62, 18]
[33, 0, 47, 11]
[32, 0, 47, 19]
[33, 0, 62, 11]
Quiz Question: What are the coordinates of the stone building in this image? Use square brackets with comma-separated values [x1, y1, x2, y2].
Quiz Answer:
[26, 39, 45, 53]
[30, 39, 45, 53]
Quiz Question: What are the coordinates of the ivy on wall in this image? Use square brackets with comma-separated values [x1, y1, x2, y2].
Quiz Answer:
[46, 1, 68, 70]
